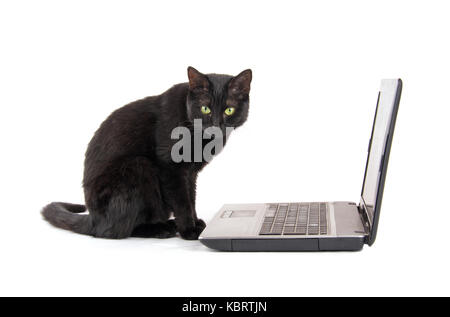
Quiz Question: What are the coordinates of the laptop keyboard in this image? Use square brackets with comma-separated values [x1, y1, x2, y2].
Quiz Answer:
[259, 203, 328, 235]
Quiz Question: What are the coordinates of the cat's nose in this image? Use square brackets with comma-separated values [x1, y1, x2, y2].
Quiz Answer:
[212, 123, 225, 133]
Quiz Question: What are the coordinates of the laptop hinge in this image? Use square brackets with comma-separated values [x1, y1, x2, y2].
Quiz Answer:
[358, 203, 371, 237]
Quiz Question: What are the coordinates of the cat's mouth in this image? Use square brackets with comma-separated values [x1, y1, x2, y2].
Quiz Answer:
[202, 126, 225, 139]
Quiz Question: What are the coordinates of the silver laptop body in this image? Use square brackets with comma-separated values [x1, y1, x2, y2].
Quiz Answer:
[199, 79, 402, 251]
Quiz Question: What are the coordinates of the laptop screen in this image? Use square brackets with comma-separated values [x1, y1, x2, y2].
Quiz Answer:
[361, 79, 402, 237]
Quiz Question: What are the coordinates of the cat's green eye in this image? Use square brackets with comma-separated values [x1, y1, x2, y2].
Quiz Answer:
[201, 106, 211, 114]
[224, 107, 235, 116]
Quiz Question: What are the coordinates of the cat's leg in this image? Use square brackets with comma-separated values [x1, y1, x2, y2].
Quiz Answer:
[131, 219, 177, 238]
[160, 170, 204, 240]
[185, 171, 206, 233]
[88, 189, 142, 239]
[86, 157, 170, 239]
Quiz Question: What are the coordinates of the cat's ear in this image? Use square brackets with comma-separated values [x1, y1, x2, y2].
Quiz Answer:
[229, 69, 252, 94]
[187, 66, 209, 91]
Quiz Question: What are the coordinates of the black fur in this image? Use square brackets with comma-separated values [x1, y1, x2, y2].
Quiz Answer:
[42, 67, 252, 240]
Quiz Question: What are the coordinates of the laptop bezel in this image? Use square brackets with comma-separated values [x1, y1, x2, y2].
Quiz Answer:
[359, 79, 402, 245]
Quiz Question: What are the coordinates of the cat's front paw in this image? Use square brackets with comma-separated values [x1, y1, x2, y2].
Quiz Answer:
[195, 219, 206, 232]
[179, 227, 201, 240]
[179, 219, 206, 240]
[166, 219, 177, 232]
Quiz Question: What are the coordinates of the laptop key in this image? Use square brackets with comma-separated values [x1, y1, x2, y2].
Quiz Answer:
[260, 203, 328, 236]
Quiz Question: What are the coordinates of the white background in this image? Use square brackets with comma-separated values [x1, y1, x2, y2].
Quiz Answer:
[1, 0, 449, 296]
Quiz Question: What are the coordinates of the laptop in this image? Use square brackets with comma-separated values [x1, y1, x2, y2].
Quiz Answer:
[199, 79, 402, 251]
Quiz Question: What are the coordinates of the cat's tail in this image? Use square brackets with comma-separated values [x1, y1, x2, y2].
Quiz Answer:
[41, 202, 93, 235]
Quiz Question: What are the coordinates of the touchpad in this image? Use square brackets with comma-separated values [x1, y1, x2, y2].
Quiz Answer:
[222, 210, 256, 218]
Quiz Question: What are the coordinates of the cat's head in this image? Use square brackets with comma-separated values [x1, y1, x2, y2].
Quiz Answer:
[186, 67, 252, 133]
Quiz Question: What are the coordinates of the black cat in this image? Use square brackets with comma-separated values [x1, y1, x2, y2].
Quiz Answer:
[42, 67, 252, 240]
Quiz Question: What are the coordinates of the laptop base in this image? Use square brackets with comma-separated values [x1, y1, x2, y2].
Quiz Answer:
[199, 201, 367, 252]
[200, 236, 365, 252]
